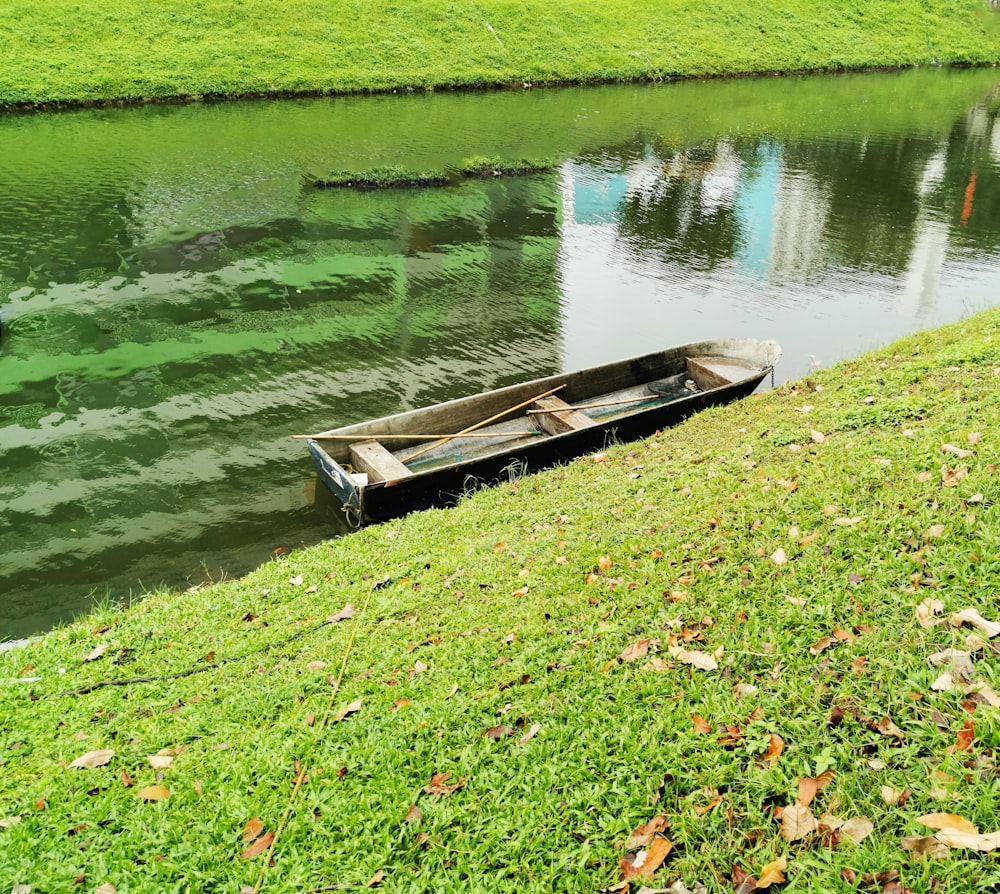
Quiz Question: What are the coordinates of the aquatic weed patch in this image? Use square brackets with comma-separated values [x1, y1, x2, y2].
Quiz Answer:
[314, 158, 553, 189]
[3, 309, 1000, 891]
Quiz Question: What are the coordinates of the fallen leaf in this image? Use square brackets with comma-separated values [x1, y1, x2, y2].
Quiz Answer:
[484, 725, 514, 739]
[949, 608, 1000, 638]
[941, 465, 968, 487]
[840, 816, 874, 843]
[626, 814, 670, 850]
[510, 586, 529, 598]
[136, 785, 170, 800]
[770, 548, 788, 566]
[328, 604, 355, 623]
[934, 829, 1000, 851]
[811, 430, 826, 443]
[925, 524, 946, 539]
[620, 836, 673, 879]
[83, 644, 108, 662]
[941, 444, 974, 459]
[242, 816, 264, 843]
[620, 639, 653, 662]
[68, 749, 114, 769]
[900, 835, 949, 859]
[366, 869, 385, 887]
[403, 805, 422, 824]
[797, 770, 835, 807]
[668, 646, 717, 672]
[692, 714, 712, 734]
[734, 683, 759, 698]
[289, 574, 304, 586]
[305, 660, 327, 672]
[0, 816, 22, 828]
[928, 648, 974, 678]
[782, 802, 817, 841]
[756, 855, 787, 888]
[518, 723, 541, 745]
[599, 556, 613, 571]
[916, 598, 946, 628]
[809, 637, 835, 656]
[918, 813, 979, 835]
[424, 772, 468, 796]
[240, 830, 274, 858]
[954, 719, 975, 752]
[147, 754, 173, 769]
[875, 716, 905, 740]
[332, 698, 363, 723]
[95, 885, 117, 894]
[760, 734, 784, 768]
[880, 786, 907, 806]
[833, 516, 861, 526]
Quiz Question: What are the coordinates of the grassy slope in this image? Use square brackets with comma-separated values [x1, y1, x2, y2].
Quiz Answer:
[2, 0, 1000, 106]
[3, 308, 1000, 892]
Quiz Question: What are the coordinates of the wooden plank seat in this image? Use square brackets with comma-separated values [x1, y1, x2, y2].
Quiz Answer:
[349, 440, 414, 482]
[532, 396, 597, 435]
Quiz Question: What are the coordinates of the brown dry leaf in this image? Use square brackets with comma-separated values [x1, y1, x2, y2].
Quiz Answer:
[120, 770, 134, 787]
[96, 885, 117, 894]
[136, 785, 170, 800]
[68, 749, 114, 769]
[518, 722, 541, 745]
[875, 716, 905, 740]
[850, 656, 868, 674]
[412, 660, 429, 675]
[242, 816, 264, 843]
[0, 816, 22, 828]
[941, 443, 975, 459]
[484, 725, 514, 739]
[934, 829, 1000, 851]
[941, 464, 968, 487]
[289, 574, 304, 586]
[949, 608, 1000, 638]
[954, 719, 975, 752]
[881, 786, 907, 806]
[925, 524, 946, 539]
[305, 660, 327, 672]
[916, 470, 934, 482]
[900, 835, 949, 859]
[332, 697, 363, 723]
[811, 430, 826, 443]
[620, 639, 653, 662]
[626, 814, 670, 850]
[668, 646, 717, 672]
[424, 772, 468, 796]
[756, 855, 787, 888]
[403, 805, 422, 825]
[328, 604, 355, 623]
[366, 869, 385, 888]
[928, 648, 974, 678]
[761, 734, 784, 768]
[770, 548, 788, 566]
[493, 541, 507, 553]
[510, 586, 529, 598]
[833, 516, 862, 526]
[620, 836, 673, 880]
[83, 643, 109, 662]
[797, 770, 835, 807]
[916, 597, 946, 628]
[148, 754, 174, 770]
[692, 714, 712, 734]
[918, 813, 979, 835]
[641, 658, 672, 672]
[809, 636, 835, 656]
[840, 816, 874, 843]
[782, 802, 817, 842]
[240, 830, 275, 859]
[599, 556, 614, 571]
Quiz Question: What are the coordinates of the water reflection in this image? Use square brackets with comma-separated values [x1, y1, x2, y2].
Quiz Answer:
[2, 70, 1000, 637]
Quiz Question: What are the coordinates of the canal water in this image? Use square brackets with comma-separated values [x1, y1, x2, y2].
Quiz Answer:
[2, 68, 1000, 639]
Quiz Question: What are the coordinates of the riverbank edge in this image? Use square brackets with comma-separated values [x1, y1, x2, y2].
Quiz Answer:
[4, 0, 1000, 111]
[3, 307, 1000, 890]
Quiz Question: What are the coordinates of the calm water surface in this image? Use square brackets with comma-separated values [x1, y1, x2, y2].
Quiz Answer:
[3, 69, 1000, 638]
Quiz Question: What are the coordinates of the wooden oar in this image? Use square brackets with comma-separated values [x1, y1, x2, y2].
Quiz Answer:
[525, 394, 660, 414]
[400, 384, 566, 464]
[292, 431, 540, 441]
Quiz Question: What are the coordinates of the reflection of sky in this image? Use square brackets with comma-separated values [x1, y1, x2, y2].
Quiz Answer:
[572, 172, 628, 225]
[734, 144, 781, 279]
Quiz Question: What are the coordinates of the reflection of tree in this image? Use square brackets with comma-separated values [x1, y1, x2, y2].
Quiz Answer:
[781, 136, 933, 276]
[616, 144, 740, 272]
[925, 106, 1000, 251]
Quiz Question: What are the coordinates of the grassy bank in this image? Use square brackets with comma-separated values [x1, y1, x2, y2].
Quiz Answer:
[3, 309, 1000, 892]
[3, 0, 1000, 107]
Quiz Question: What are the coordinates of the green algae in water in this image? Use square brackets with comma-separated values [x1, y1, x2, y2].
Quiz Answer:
[314, 157, 554, 189]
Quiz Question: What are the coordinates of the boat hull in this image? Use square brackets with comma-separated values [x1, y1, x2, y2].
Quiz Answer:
[307, 338, 778, 525]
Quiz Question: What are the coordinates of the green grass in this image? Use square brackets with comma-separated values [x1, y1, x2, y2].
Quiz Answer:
[4, 308, 1000, 891]
[313, 158, 553, 189]
[2, 0, 1000, 107]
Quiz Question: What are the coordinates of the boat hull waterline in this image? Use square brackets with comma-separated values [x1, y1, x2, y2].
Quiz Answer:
[305, 338, 780, 525]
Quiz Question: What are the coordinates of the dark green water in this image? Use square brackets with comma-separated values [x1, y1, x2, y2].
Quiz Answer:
[3, 68, 1000, 639]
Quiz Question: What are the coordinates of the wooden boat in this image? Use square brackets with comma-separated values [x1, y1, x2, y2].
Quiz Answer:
[302, 337, 780, 525]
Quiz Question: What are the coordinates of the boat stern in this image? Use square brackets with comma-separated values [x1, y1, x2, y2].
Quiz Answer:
[307, 439, 365, 523]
